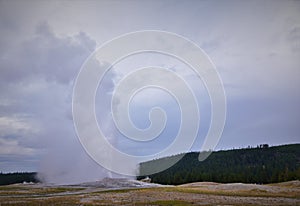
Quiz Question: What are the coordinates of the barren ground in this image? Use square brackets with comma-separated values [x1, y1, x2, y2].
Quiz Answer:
[0, 179, 299, 205]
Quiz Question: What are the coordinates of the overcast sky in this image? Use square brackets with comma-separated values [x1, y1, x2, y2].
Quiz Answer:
[0, 0, 299, 180]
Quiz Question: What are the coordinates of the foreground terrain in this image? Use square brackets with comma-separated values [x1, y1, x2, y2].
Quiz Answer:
[0, 179, 299, 205]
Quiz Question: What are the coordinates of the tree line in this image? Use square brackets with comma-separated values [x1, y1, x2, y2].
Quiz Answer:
[138, 144, 300, 185]
[0, 172, 39, 186]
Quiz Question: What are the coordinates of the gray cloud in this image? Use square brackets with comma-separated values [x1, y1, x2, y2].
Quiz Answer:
[0, 22, 94, 85]
[0, 20, 106, 180]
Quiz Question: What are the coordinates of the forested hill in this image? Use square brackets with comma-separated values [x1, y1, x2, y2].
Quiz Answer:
[0, 172, 39, 186]
[138, 144, 300, 185]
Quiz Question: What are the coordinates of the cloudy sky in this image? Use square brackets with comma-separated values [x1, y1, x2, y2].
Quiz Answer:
[0, 0, 299, 182]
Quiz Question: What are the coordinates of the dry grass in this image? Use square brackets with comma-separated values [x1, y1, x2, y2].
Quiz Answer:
[0, 181, 299, 205]
[153, 186, 300, 199]
[0, 186, 84, 196]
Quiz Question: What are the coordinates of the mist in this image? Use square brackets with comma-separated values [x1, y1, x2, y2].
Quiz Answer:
[37, 63, 137, 185]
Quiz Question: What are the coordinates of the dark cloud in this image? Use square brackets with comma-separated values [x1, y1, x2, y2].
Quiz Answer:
[0, 21, 100, 177]
[0, 22, 95, 85]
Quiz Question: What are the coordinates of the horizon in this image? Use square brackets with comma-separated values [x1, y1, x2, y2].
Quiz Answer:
[1, 142, 300, 174]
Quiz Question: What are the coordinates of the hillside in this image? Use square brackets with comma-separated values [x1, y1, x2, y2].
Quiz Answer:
[138, 144, 300, 185]
[0, 172, 39, 186]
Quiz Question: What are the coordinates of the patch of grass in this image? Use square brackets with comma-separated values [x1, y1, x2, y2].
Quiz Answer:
[142, 187, 300, 199]
[249, 188, 267, 193]
[0, 186, 22, 191]
[267, 181, 300, 188]
[138, 200, 191, 206]
[0, 196, 80, 205]
[0, 187, 84, 196]
[90, 188, 136, 195]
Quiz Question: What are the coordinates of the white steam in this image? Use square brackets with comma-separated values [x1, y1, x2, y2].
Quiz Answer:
[38, 67, 137, 185]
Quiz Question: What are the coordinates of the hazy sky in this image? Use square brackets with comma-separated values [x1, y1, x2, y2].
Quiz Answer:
[0, 0, 299, 179]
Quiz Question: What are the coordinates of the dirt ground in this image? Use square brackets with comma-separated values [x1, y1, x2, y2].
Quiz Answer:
[0, 180, 299, 205]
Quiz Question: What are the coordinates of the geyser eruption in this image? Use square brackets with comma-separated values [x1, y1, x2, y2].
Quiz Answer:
[38, 65, 137, 185]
